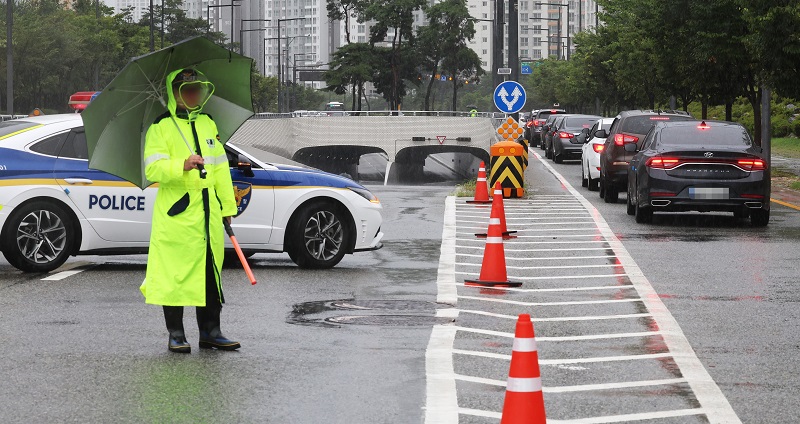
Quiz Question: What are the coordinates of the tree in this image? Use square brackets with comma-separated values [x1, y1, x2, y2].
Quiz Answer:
[323, 43, 377, 111]
[326, 0, 367, 44]
[743, 1, 800, 100]
[441, 47, 483, 111]
[416, 0, 476, 111]
[364, 0, 425, 110]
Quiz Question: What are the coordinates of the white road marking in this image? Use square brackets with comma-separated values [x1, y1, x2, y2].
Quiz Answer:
[452, 283, 635, 293]
[456, 239, 610, 245]
[456, 262, 623, 271]
[457, 408, 502, 419]
[533, 151, 741, 423]
[453, 349, 674, 365]
[457, 253, 618, 260]
[458, 246, 614, 253]
[436, 197, 458, 306]
[424, 325, 459, 424]
[41, 265, 95, 281]
[458, 309, 651, 322]
[458, 295, 641, 307]
[455, 374, 688, 393]
[455, 271, 628, 280]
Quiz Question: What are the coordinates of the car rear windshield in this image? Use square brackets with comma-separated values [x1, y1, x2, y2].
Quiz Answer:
[537, 110, 564, 119]
[0, 121, 41, 139]
[564, 116, 602, 130]
[660, 125, 752, 146]
[621, 115, 693, 135]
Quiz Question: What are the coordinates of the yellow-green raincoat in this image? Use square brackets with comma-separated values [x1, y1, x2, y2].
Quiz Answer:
[140, 69, 237, 306]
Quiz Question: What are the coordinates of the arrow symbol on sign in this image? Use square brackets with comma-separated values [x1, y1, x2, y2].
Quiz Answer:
[498, 86, 522, 111]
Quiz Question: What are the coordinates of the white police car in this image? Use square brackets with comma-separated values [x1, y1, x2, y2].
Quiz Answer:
[0, 114, 384, 272]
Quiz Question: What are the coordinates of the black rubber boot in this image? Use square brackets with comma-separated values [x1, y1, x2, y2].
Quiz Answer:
[197, 306, 240, 351]
[164, 306, 191, 353]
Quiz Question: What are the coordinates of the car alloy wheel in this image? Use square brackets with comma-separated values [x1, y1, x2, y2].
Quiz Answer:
[303, 210, 343, 261]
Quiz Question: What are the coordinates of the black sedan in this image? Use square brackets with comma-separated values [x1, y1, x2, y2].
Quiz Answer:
[626, 120, 769, 226]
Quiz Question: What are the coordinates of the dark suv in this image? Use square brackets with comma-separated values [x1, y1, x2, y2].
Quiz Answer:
[597, 110, 694, 202]
[525, 108, 566, 147]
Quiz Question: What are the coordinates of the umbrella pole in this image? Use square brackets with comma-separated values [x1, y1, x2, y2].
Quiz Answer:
[224, 219, 258, 285]
[159, 97, 208, 178]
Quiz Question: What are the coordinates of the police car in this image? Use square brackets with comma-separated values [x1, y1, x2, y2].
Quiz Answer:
[0, 114, 384, 273]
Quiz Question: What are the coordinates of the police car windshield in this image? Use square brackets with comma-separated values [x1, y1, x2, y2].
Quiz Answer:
[0, 121, 40, 138]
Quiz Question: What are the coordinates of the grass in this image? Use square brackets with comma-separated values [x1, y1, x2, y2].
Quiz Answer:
[791, 181, 800, 191]
[771, 137, 800, 159]
[453, 179, 477, 197]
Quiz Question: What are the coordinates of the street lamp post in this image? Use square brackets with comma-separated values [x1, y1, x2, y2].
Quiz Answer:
[535, 1, 570, 60]
[273, 18, 304, 113]
[6, 0, 12, 114]
[239, 19, 271, 56]
[530, 17, 560, 59]
[207, 1, 241, 47]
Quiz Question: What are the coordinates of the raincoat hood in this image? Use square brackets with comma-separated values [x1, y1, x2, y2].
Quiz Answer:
[166, 68, 215, 121]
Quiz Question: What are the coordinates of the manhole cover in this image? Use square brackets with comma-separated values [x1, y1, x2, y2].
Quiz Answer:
[325, 315, 453, 326]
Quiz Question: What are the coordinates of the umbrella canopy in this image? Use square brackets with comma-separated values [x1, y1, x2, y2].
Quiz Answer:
[83, 36, 254, 189]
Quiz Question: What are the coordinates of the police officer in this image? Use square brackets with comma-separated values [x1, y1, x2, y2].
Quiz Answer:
[141, 68, 240, 353]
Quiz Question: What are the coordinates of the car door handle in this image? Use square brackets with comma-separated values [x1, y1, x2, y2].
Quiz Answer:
[64, 178, 94, 185]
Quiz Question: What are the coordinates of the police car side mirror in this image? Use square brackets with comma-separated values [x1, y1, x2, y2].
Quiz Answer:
[236, 154, 255, 178]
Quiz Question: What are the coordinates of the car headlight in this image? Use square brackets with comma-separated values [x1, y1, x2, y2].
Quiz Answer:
[348, 187, 380, 204]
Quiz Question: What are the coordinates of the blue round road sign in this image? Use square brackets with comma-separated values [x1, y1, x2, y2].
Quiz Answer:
[493, 81, 526, 114]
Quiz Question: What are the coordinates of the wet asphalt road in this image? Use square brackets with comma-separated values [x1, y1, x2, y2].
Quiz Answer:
[537, 153, 800, 423]
[0, 185, 450, 423]
[1, 151, 799, 423]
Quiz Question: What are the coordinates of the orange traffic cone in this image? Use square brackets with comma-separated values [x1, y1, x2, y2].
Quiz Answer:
[501, 314, 546, 424]
[466, 161, 492, 204]
[465, 214, 522, 288]
[476, 183, 517, 239]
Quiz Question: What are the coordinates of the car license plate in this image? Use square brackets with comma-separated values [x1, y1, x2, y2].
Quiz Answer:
[689, 187, 729, 200]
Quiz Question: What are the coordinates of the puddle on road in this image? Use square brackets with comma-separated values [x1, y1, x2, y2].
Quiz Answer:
[287, 298, 454, 328]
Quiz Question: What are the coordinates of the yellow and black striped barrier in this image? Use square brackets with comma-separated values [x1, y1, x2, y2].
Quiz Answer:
[518, 137, 529, 170]
[489, 140, 525, 198]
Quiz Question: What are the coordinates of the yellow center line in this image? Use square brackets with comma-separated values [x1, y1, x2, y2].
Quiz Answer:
[771, 198, 800, 212]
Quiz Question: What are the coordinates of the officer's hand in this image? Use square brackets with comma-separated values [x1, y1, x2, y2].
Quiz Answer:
[183, 155, 204, 171]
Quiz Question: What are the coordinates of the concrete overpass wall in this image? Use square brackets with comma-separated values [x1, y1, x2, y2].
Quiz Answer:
[229, 116, 497, 162]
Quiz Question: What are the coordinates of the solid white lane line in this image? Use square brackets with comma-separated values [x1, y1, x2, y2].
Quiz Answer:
[455, 262, 623, 270]
[457, 309, 651, 322]
[456, 233, 604, 238]
[424, 326, 459, 424]
[458, 295, 641, 307]
[533, 151, 740, 423]
[424, 196, 458, 424]
[436, 196, 457, 305]
[453, 327, 660, 342]
[456, 254, 618, 261]
[455, 271, 629, 280]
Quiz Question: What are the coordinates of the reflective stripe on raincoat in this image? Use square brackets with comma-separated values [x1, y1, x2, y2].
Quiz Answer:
[140, 68, 237, 306]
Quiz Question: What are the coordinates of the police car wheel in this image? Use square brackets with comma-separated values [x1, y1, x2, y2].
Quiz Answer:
[289, 202, 348, 269]
[1, 201, 75, 273]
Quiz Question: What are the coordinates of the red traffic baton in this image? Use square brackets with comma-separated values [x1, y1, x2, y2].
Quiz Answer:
[223, 219, 257, 285]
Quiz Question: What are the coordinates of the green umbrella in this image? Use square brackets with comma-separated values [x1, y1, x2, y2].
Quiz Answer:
[83, 36, 254, 189]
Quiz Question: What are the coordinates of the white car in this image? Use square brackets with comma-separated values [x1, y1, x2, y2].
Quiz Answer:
[0, 114, 384, 273]
[581, 117, 614, 191]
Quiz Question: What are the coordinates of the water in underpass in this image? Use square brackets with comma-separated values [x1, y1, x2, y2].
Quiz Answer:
[358, 152, 483, 184]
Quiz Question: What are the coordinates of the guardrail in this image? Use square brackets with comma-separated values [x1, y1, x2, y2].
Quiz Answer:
[252, 110, 508, 119]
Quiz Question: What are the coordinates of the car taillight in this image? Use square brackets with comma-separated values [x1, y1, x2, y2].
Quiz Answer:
[592, 144, 604, 153]
[534, 119, 544, 127]
[614, 133, 639, 146]
[558, 131, 574, 139]
[737, 159, 766, 171]
[526, 121, 534, 128]
[650, 191, 676, 197]
[646, 157, 681, 169]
